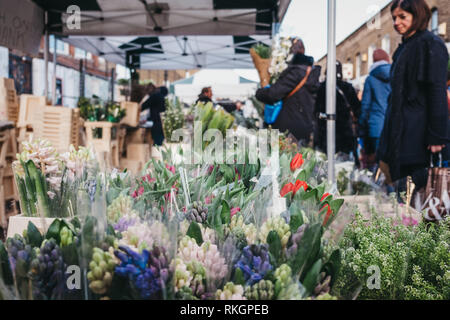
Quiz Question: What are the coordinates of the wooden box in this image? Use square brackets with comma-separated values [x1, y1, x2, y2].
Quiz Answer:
[127, 143, 150, 162]
[33, 106, 74, 153]
[0, 78, 19, 123]
[120, 101, 140, 127]
[3, 175, 17, 199]
[18, 94, 46, 128]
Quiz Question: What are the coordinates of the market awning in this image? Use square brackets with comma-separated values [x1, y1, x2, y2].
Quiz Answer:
[62, 35, 273, 69]
[31, 0, 291, 69]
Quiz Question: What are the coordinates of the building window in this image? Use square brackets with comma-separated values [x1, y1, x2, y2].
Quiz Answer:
[86, 52, 93, 60]
[431, 8, 438, 35]
[49, 35, 69, 55]
[355, 53, 361, 79]
[74, 47, 85, 59]
[382, 34, 390, 55]
[368, 44, 376, 69]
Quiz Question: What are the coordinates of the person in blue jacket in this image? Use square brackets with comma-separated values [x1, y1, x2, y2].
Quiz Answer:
[359, 49, 391, 170]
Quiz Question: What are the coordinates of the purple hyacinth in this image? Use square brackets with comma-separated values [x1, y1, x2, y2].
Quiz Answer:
[114, 245, 170, 299]
[114, 216, 138, 232]
[234, 244, 273, 286]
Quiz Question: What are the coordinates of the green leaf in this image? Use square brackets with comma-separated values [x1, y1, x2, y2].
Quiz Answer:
[220, 200, 231, 225]
[46, 219, 61, 242]
[289, 203, 304, 233]
[267, 231, 282, 265]
[330, 199, 344, 214]
[27, 221, 43, 248]
[289, 223, 322, 279]
[233, 268, 246, 286]
[300, 189, 317, 201]
[295, 170, 307, 182]
[0, 241, 14, 285]
[322, 249, 341, 289]
[186, 222, 203, 245]
[221, 165, 234, 183]
[303, 158, 316, 180]
[302, 259, 322, 295]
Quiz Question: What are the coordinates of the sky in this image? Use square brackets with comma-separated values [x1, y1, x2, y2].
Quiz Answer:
[279, 0, 393, 61]
[236, 0, 393, 82]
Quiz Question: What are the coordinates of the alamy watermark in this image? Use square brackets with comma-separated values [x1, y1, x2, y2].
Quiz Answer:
[168, 121, 280, 166]
[66, 5, 81, 30]
[366, 265, 381, 290]
[366, 5, 381, 30]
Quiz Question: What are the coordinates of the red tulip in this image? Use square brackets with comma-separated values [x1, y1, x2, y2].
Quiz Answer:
[321, 193, 331, 202]
[280, 183, 295, 197]
[293, 180, 308, 194]
[321, 204, 333, 226]
[230, 207, 241, 218]
[290, 153, 304, 171]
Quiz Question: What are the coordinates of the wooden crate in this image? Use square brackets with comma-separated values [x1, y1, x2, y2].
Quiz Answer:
[0, 78, 19, 123]
[126, 143, 150, 163]
[120, 101, 140, 127]
[71, 108, 81, 148]
[18, 94, 46, 128]
[84, 121, 120, 168]
[33, 106, 74, 153]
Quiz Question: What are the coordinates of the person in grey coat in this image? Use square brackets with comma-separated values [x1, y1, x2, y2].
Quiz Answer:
[359, 49, 391, 169]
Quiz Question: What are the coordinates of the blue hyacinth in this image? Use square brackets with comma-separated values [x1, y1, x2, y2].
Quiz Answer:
[114, 245, 169, 299]
[234, 244, 273, 286]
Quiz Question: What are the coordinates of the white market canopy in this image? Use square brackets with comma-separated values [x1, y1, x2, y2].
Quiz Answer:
[31, 0, 292, 69]
[170, 69, 258, 103]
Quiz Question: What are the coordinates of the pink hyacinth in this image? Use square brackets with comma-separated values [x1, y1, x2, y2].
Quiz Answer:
[205, 195, 214, 205]
[230, 207, 241, 218]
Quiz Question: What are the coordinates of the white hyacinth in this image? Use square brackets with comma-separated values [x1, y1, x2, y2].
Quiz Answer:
[119, 220, 169, 252]
[60, 145, 96, 181]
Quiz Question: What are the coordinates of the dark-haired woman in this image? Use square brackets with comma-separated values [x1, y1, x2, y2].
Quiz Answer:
[378, 0, 449, 190]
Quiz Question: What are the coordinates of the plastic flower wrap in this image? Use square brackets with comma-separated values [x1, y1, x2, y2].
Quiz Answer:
[60, 145, 96, 181]
[120, 221, 170, 252]
[114, 245, 170, 299]
[87, 247, 116, 295]
[234, 244, 272, 286]
[179, 220, 216, 244]
[274, 264, 302, 300]
[177, 236, 227, 283]
[107, 194, 138, 224]
[215, 282, 246, 300]
[13, 138, 64, 217]
[228, 215, 257, 245]
[259, 217, 291, 248]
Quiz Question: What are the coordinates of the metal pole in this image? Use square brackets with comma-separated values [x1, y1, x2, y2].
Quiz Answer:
[44, 11, 49, 102]
[326, 0, 336, 184]
[52, 36, 57, 105]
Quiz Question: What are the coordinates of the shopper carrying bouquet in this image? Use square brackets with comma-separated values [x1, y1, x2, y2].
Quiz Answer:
[378, 0, 449, 190]
[255, 38, 321, 145]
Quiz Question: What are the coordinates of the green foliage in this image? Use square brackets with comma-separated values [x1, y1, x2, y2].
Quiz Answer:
[163, 97, 185, 141]
[333, 213, 450, 300]
[252, 43, 271, 59]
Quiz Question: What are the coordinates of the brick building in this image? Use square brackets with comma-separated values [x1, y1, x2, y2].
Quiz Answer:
[139, 69, 199, 87]
[317, 0, 449, 87]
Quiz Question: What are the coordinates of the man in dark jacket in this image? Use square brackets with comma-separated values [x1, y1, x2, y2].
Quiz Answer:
[359, 49, 391, 170]
[255, 38, 321, 144]
[142, 86, 168, 146]
[315, 61, 361, 162]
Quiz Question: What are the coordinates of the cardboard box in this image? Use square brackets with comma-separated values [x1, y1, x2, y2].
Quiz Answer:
[120, 158, 144, 174]
[120, 101, 140, 127]
[126, 143, 150, 162]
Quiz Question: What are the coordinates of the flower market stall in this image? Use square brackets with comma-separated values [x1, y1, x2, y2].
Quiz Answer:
[0, 96, 448, 301]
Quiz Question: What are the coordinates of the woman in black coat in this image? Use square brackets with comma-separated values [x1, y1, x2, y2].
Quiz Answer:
[255, 39, 321, 144]
[378, 0, 449, 189]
